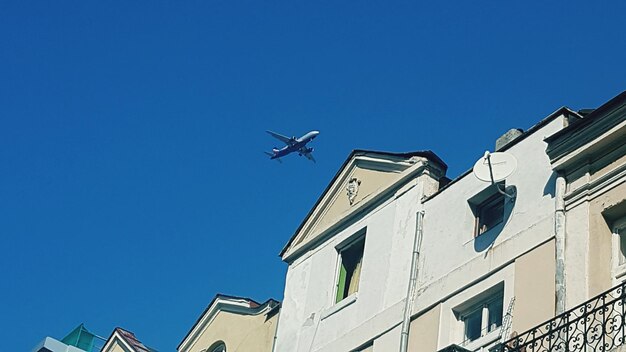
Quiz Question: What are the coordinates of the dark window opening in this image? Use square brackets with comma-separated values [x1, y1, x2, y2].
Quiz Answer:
[475, 193, 504, 236]
[336, 236, 366, 303]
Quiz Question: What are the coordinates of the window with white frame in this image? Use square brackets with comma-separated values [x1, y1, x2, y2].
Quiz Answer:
[212, 346, 225, 352]
[335, 233, 366, 303]
[455, 286, 504, 345]
[207, 341, 226, 352]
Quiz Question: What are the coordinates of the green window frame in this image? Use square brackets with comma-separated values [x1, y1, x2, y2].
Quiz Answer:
[335, 235, 366, 303]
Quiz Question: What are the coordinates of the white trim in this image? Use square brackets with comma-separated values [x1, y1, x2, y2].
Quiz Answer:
[283, 157, 435, 262]
[101, 332, 137, 352]
[612, 217, 626, 285]
[321, 293, 358, 320]
[178, 297, 275, 352]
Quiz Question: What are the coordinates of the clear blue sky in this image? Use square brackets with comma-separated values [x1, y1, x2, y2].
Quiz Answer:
[1, 1, 624, 351]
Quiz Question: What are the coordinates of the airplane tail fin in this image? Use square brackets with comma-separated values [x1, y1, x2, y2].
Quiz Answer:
[264, 151, 282, 163]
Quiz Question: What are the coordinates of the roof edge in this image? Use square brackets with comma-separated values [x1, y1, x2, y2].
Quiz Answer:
[177, 294, 279, 351]
[545, 90, 626, 144]
[278, 149, 446, 258]
[424, 105, 579, 202]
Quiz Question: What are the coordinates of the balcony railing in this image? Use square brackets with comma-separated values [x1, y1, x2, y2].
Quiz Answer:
[501, 281, 626, 352]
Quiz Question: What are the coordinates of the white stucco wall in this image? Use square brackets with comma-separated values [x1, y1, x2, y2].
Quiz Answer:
[275, 115, 569, 352]
[413, 116, 566, 349]
[275, 175, 427, 352]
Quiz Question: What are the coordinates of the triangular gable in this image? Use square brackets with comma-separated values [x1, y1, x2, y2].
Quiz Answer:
[280, 150, 446, 262]
[101, 333, 134, 352]
[177, 294, 279, 352]
[101, 328, 154, 352]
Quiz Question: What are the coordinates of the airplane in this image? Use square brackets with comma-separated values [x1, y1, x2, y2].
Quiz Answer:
[265, 130, 320, 163]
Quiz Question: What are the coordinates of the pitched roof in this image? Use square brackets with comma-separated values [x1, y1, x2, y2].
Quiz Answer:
[102, 327, 156, 352]
[278, 149, 446, 258]
[177, 294, 279, 351]
[115, 328, 155, 352]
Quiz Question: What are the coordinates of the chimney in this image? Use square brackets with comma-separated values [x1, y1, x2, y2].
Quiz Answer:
[496, 128, 524, 151]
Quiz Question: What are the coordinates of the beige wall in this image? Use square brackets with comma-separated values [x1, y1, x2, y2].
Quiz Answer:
[589, 181, 626, 296]
[563, 139, 626, 302]
[407, 304, 441, 352]
[184, 310, 278, 352]
[105, 339, 131, 352]
[589, 149, 626, 183]
[311, 165, 404, 239]
[513, 239, 556, 334]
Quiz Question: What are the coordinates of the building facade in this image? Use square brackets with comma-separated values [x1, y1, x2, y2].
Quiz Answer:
[408, 109, 575, 352]
[178, 294, 279, 352]
[275, 150, 447, 352]
[274, 91, 626, 352]
[502, 91, 626, 352]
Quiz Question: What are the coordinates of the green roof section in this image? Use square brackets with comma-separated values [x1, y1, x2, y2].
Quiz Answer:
[61, 324, 96, 352]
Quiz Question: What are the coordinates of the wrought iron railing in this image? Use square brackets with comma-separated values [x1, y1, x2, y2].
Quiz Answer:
[500, 281, 626, 352]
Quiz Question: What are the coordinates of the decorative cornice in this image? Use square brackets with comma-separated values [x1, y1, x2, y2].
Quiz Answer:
[564, 162, 626, 210]
[547, 93, 626, 171]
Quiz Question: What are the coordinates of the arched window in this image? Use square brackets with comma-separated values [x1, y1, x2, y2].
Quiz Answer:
[207, 341, 226, 352]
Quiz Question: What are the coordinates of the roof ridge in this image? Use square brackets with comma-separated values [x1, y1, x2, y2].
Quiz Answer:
[114, 327, 154, 352]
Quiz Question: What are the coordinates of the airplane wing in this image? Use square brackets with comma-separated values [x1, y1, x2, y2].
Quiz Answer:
[305, 153, 316, 163]
[300, 148, 316, 163]
[266, 130, 295, 145]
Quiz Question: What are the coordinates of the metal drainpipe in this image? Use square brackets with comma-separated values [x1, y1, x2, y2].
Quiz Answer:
[555, 175, 567, 314]
[271, 305, 281, 352]
[400, 210, 425, 352]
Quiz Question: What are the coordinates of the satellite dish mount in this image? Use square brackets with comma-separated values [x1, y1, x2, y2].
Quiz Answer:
[473, 151, 517, 198]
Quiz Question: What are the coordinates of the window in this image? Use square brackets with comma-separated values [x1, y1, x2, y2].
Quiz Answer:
[612, 217, 626, 281]
[475, 193, 504, 236]
[336, 235, 366, 303]
[467, 181, 507, 238]
[457, 289, 504, 344]
[207, 341, 226, 352]
[618, 226, 626, 265]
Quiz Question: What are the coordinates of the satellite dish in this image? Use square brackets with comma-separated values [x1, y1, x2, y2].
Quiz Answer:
[473, 151, 517, 183]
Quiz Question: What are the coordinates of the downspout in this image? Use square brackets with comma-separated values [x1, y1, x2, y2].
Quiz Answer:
[271, 305, 281, 352]
[555, 175, 567, 314]
[399, 210, 425, 352]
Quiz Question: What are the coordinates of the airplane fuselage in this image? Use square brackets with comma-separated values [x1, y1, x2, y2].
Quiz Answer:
[270, 130, 319, 159]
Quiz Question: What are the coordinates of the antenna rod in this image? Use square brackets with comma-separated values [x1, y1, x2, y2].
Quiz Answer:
[484, 151, 515, 198]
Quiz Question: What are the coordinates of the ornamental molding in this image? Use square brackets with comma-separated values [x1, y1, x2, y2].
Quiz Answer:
[346, 177, 361, 205]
